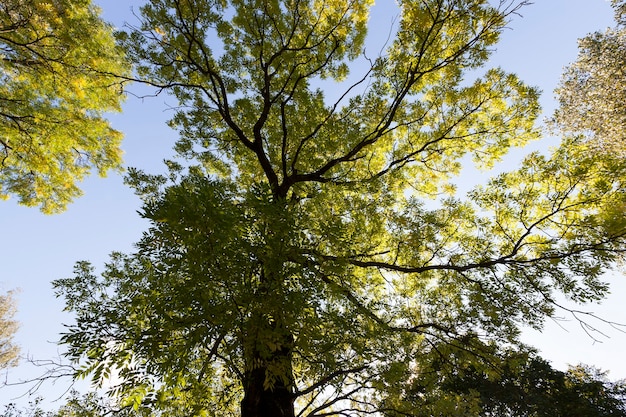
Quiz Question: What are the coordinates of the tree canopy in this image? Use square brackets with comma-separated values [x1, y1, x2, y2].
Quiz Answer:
[406, 339, 626, 417]
[552, 0, 626, 156]
[0, 0, 129, 213]
[53, 1, 626, 416]
[0, 291, 18, 370]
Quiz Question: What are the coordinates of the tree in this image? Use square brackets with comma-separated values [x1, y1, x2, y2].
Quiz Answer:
[53, 1, 626, 416]
[0, 290, 18, 370]
[551, 0, 626, 156]
[0, 0, 129, 213]
[406, 339, 626, 417]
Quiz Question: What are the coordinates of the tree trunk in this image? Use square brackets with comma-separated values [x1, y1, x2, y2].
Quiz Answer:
[241, 363, 295, 417]
[241, 314, 295, 417]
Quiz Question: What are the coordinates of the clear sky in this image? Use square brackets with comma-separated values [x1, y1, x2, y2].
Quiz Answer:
[1, 0, 624, 410]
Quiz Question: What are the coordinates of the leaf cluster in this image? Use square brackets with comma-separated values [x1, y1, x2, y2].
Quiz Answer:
[0, 0, 130, 212]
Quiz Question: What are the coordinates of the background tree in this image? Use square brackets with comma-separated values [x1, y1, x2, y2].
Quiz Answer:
[53, 1, 626, 416]
[402, 339, 626, 417]
[0, 290, 18, 370]
[0, 0, 129, 213]
[552, 0, 626, 156]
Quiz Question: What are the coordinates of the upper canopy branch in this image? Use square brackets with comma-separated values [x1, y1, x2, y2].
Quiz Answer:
[273, 2, 528, 194]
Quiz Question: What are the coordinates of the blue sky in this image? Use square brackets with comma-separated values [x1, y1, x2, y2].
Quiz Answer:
[0, 0, 623, 409]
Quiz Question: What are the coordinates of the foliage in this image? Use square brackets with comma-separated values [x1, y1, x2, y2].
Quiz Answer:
[53, 1, 626, 416]
[402, 339, 626, 417]
[1, 390, 155, 416]
[0, 290, 19, 369]
[2, 397, 46, 417]
[551, 0, 626, 157]
[0, 0, 129, 213]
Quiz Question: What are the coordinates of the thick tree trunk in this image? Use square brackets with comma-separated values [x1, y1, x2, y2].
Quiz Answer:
[241, 314, 295, 417]
[241, 364, 295, 417]
[241, 236, 296, 417]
